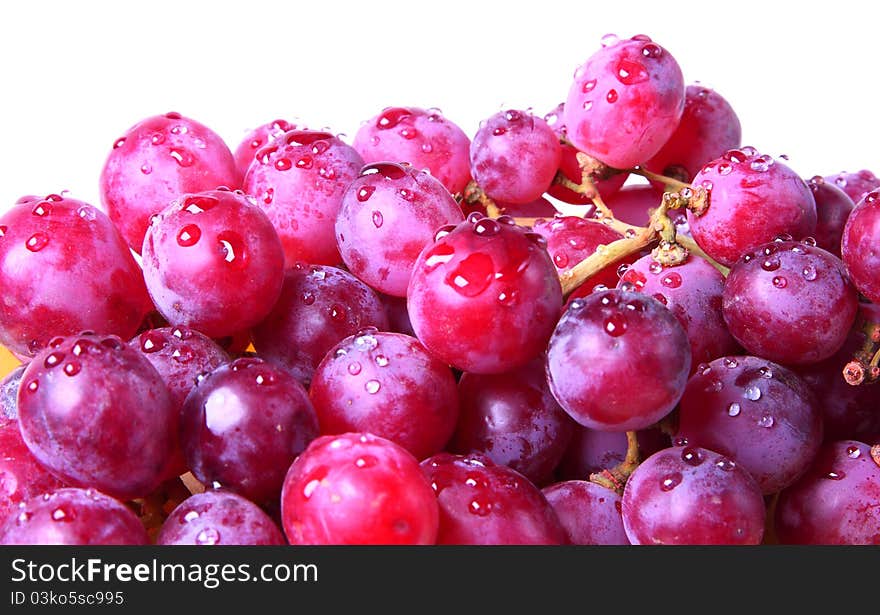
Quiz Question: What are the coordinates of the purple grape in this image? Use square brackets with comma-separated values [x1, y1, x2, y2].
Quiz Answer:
[621, 446, 765, 544]
[449, 359, 576, 485]
[557, 426, 669, 481]
[546, 289, 691, 431]
[18, 334, 176, 499]
[421, 452, 567, 545]
[180, 357, 319, 504]
[251, 263, 389, 386]
[722, 240, 858, 365]
[542, 480, 629, 545]
[0, 488, 149, 545]
[156, 489, 285, 545]
[0, 419, 66, 522]
[807, 175, 855, 257]
[309, 330, 458, 461]
[775, 440, 880, 544]
[676, 355, 822, 494]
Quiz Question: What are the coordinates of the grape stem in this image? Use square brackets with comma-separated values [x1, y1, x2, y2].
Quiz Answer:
[462, 180, 502, 218]
[843, 317, 880, 386]
[589, 431, 640, 495]
[630, 165, 691, 193]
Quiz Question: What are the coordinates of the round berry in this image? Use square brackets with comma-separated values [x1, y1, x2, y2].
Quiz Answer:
[841, 189, 880, 303]
[156, 490, 285, 545]
[281, 432, 439, 544]
[565, 34, 685, 169]
[687, 148, 817, 266]
[243, 129, 364, 266]
[180, 357, 319, 504]
[100, 112, 240, 252]
[142, 189, 285, 339]
[336, 162, 464, 297]
[0, 194, 152, 359]
[407, 214, 562, 374]
[233, 119, 301, 178]
[353, 106, 471, 195]
[546, 289, 691, 431]
[18, 334, 176, 499]
[542, 481, 629, 545]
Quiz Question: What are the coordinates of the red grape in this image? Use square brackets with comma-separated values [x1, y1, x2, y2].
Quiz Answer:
[233, 119, 301, 178]
[407, 213, 562, 374]
[722, 240, 857, 365]
[100, 112, 240, 252]
[676, 355, 822, 494]
[532, 216, 625, 290]
[619, 253, 738, 369]
[688, 148, 817, 266]
[775, 440, 880, 544]
[644, 84, 742, 183]
[841, 189, 880, 303]
[824, 169, 880, 204]
[421, 452, 567, 545]
[621, 445, 765, 544]
[251, 263, 389, 386]
[243, 130, 364, 266]
[180, 357, 319, 504]
[469, 109, 561, 204]
[449, 359, 576, 485]
[142, 188, 285, 339]
[565, 34, 685, 169]
[556, 426, 669, 481]
[336, 162, 464, 297]
[157, 489, 285, 545]
[0, 194, 152, 359]
[281, 432, 439, 544]
[0, 419, 66, 522]
[546, 289, 691, 431]
[542, 480, 629, 545]
[808, 175, 855, 257]
[0, 488, 149, 545]
[603, 184, 660, 227]
[353, 106, 471, 195]
[18, 334, 175, 499]
[309, 330, 459, 460]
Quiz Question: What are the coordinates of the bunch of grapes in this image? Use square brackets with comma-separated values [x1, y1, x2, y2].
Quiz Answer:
[1, 33, 879, 546]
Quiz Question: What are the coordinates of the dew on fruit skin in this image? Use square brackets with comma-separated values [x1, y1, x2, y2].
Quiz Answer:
[25, 232, 49, 252]
[802, 265, 817, 281]
[172, 347, 194, 364]
[474, 219, 501, 236]
[183, 510, 199, 523]
[606, 90, 619, 103]
[553, 252, 569, 268]
[642, 43, 662, 58]
[274, 157, 292, 171]
[446, 252, 494, 297]
[715, 457, 736, 472]
[468, 499, 492, 516]
[750, 155, 774, 172]
[660, 271, 682, 288]
[758, 366, 773, 379]
[329, 304, 347, 322]
[113, 137, 126, 149]
[318, 167, 337, 180]
[802, 237, 817, 247]
[757, 414, 774, 428]
[169, 147, 194, 167]
[727, 402, 741, 417]
[375, 355, 389, 367]
[51, 506, 74, 522]
[673, 436, 688, 447]
[372, 211, 384, 228]
[140, 334, 166, 354]
[177, 224, 201, 247]
[723, 357, 738, 368]
[846, 446, 861, 459]
[660, 473, 682, 491]
[705, 379, 723, 393]
[196, 528, 220, 545]
[296, 156, 313, 169]
[615, 59, 649, 84]
[369, 136, 380, 146]
[26, 380, 38, 393]
[825, 470, 845, 480]
[696, 363, 710, 375]
[718, 162, 732, 176]
[582, 101, 593, 112]
[681, 447, 705, 466]
[218, 232, 245, 266]
[347, 362, 361, 375]
[44, 352, 64, 368]
[355, 455, 378, 468]
[354, 333, 378, 352]
[772, 276, 787, 288]
[603, 313, 627, 337]
[301, 292, 316, 306]
[365, 379, 381, 394]
[761, 258, 780, 272]
[357, 185, 375, 202]
[744, 385, 762, 401]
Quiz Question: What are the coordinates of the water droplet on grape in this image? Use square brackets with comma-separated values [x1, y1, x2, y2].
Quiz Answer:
[660, 271, 682, 288]
[744, 385, 762, 401]
[757, 414, 774, 428]
[772, 276, 787, 288]
[660, 473, 682, 491]
[716, 457, 736, 472]
[603, 313, 627, 337]
[846, 446, 861, 458]
[176, 224, 201, 247]
[371, 210, 384, 228]
[365, 379, 381, 394]
[825, 470, 845, 480]
[26, 233, 49, 252]
[727, 402, 741, 417]
[196, 528, 220, 545]
[802, 265, 817, 281]
[606, 89, 619, 103]
[681, 447, 705, 466]
[355, 455, 378, 468]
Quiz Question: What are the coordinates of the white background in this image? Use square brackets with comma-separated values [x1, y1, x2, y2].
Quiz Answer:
[1, 0, 877, 210]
